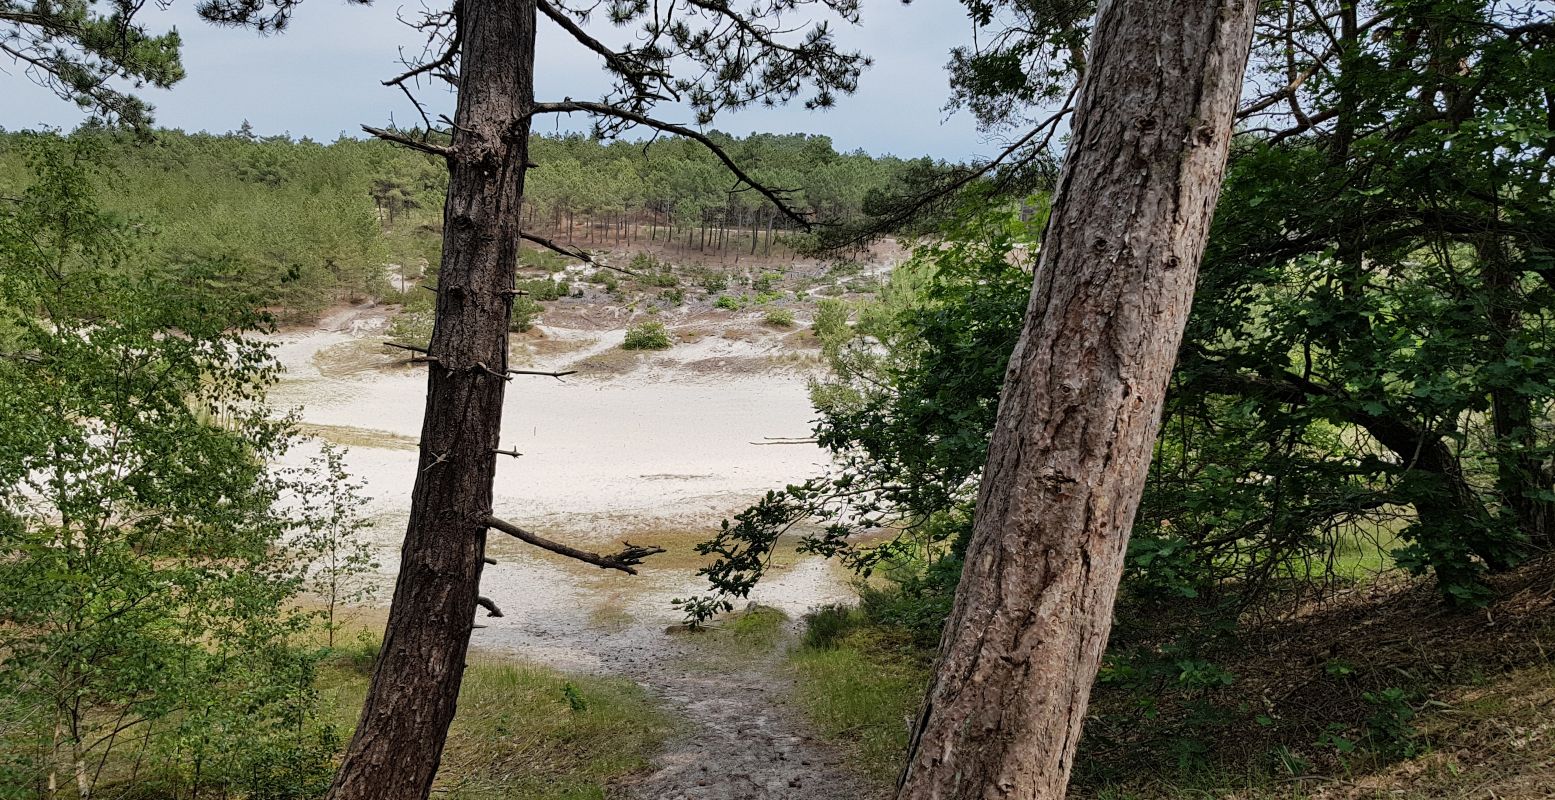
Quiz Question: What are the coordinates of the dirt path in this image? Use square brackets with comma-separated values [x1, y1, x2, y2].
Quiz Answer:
[621, 627, 875, 800]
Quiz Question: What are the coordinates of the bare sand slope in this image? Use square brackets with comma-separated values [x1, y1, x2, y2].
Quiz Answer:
[267, 304, 876, 799]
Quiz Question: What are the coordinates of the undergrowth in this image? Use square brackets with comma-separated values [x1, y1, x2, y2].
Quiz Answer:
[316, 636, 674, 799]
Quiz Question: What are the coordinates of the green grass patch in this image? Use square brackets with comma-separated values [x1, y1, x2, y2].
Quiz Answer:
[789, 612, 929, 785]
[317, 641, 674, 799]
[723, 604, 788, 650]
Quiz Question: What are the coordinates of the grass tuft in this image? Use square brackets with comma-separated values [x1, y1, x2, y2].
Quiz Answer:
[790, 621, 929, 784]
[316, 639, 674, 799]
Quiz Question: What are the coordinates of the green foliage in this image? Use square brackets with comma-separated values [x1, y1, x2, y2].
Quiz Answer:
[694, 269, 729, 293]
[800, 604, 863, 649]
[562, 682, 590, 713]
[812, 297, 850, 348]
[0, 133, 358, 797]
[390, 308, 436, 347]
[622, 320, 673, 350]
[762, 307, 795, 328]
[1361, 687, 1420, 759]
[315, 651, 675, 799]
[1, 0, 186, 130]
[517, 277, 569, 301]
[713, 294, 745, 311]
[790, 622, 929, 783]
[752, 271, 785, 292]
[289, 443, 379, 648]
[511, 296, 544, 332]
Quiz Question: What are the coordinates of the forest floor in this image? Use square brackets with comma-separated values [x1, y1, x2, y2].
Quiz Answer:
[783, 558, 1555, 800]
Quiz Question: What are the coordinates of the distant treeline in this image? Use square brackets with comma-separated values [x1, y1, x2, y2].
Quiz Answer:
[0, 128, 932, 316]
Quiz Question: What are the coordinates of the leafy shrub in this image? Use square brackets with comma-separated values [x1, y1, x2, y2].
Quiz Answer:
[629, 252, 663, 272]
[516, 277, 567, 301]
[713, 295, 745, 311]
[752, 271, 785, 292]
[696, 270, 728, 293]
[659, 288, 685, 306]
[763, 308, 795, 328]
[510, 296, 543, 331]
[622, 320, 672, 350]
[813, 298, 850, 343]
[1362, 687, 1420, 758]
[802, 604, 863, 649]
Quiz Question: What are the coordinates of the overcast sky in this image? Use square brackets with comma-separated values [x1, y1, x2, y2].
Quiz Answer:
[1, 0, 1004, 161]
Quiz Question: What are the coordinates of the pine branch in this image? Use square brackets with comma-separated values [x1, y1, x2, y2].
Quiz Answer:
[531, 100, 813, 229]
[537, 0, 675, 103]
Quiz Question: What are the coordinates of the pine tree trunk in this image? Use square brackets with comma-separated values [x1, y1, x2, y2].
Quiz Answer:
[894, 0, 1256, 796]
[326, 0, 534, 796]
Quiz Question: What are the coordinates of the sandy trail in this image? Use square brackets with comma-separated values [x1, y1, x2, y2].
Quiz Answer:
[267, 304, 875, 799]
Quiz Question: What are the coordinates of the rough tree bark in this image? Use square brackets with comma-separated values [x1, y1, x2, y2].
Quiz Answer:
[326, 0, 535, 796]
[894, 0, 1257, 796]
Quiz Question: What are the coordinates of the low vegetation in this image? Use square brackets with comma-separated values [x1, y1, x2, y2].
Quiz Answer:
[318, 639, 673, 800]
[791, 558, 1555, 797]
[622, 320, 674, 350]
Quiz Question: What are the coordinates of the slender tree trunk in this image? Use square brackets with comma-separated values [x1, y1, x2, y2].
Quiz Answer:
[326, 0, 534, 796]
[894, 0, 1255, 796]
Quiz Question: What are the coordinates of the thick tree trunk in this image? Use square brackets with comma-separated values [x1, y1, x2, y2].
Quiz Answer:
[326, 0, 534, 797]
[894, 0, 1256, 796]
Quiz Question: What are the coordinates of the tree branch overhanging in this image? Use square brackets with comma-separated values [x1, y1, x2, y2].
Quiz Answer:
[537, 0, 675, 103]
[519, 232, 639, 275]
[361, 125, 451, 158]
[531, 100, 813, 229]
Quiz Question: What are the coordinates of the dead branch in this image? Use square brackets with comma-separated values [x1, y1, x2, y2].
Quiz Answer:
[474, 362, 509, 380]
[361, 125, 451, 159]
[384, 15, 461, 90]
[384, 341, 431, 354]
[485, 515, 665, 575]
[492, 447, 523, 459]
[475, 595, 504, 617]
[518, 232, 638, 276]
[506, 368, 578, 379]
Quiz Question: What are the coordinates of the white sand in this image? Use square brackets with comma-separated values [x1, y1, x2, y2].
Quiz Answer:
[266, 304, 853, 668]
